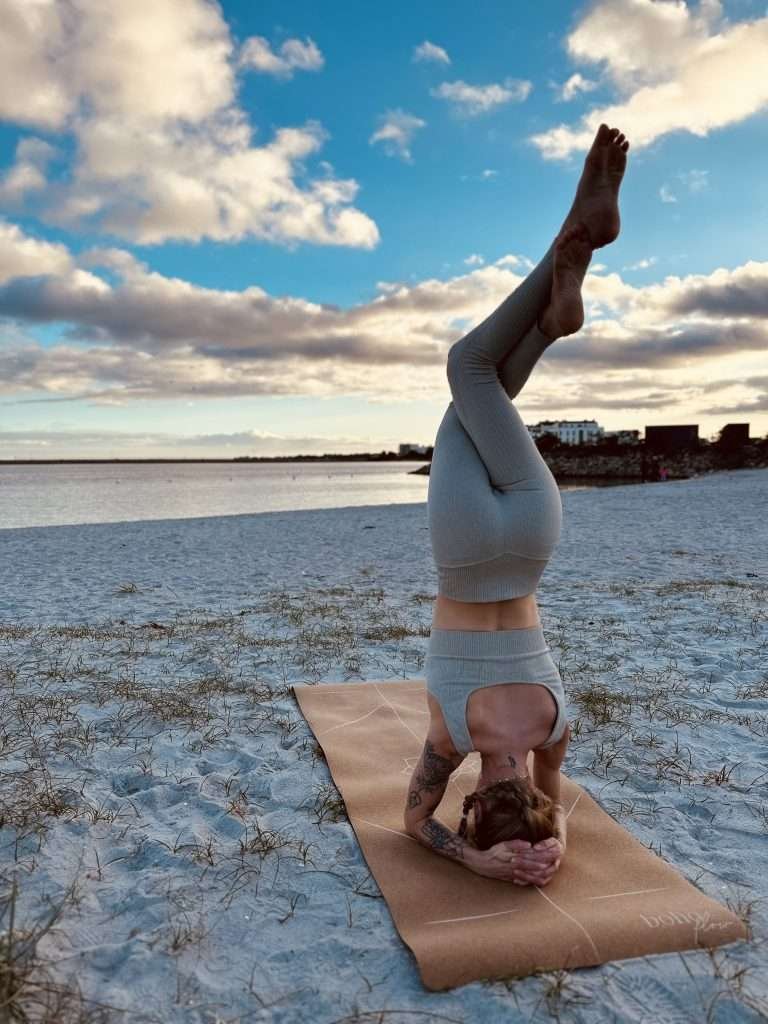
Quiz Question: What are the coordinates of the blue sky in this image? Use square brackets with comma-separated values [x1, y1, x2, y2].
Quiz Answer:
[0, 0, 766, 458]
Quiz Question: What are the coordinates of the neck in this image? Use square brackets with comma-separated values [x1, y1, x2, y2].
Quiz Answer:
[479, 749, 530, 789]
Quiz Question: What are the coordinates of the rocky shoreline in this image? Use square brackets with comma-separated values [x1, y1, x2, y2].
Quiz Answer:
[411, 441, 768, 482]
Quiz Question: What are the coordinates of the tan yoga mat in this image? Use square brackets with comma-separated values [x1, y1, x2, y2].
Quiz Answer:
[292, 679, 746, 991]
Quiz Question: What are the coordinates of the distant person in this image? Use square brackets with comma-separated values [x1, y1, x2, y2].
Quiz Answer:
[659, 464, 668, 481]
[404, 124, 630, 885]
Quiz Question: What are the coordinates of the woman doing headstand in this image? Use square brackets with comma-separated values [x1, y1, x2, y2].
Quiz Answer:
[404, 124, 630, 886]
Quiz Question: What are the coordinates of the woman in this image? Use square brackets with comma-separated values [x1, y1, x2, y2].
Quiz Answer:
[404, 124, 630, 886]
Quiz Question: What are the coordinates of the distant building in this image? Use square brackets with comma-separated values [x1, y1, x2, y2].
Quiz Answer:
[717, 423, 750, 448]
[645, 425, 699, 451]
[528, 419, 603, 445]
[603, 429, 641, 445]
[399, 443, 429, 456]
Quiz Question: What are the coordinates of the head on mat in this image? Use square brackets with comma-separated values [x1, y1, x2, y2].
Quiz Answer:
[458, 775, 557, 851]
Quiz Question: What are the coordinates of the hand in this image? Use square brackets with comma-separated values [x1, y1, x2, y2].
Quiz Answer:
[468, 837, 564, 884]
[501, 837, 565, 887]
[468, 841, 524, 882]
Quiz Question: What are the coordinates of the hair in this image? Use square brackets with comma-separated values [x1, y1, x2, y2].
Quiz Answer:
[458, 775, 556, 850]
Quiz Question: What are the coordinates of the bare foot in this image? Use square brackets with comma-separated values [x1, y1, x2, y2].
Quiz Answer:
[538, 222, 592, 339]
[562, 123, 629, 249]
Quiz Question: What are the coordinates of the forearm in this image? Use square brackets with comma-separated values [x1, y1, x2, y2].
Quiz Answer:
[410, 816, 482, 871]
[552, 804, 567, 850]
[533, 756, 562, 804]
[533, 755, 567, 851]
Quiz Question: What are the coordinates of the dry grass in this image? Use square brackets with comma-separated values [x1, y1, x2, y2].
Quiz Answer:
[0, 574, 765, 1019]
[0, 873, 125, 1024]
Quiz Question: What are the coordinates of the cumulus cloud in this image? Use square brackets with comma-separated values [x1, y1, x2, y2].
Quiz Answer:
[464, 254, 485, 266]
[0, 219, 73, 283]
[558, 73, 600, 102]
[529, 0, 768, 159]
[0, 219, 766, 413]
[431, 78, 532, 116]
[0, 0, 376, 249]
[238, 35, 324, 78]
[369, 110, 426, 162]
[0, 138, 58, 205]
[412, 41, 451, 65]
[494, 255, 524, 268]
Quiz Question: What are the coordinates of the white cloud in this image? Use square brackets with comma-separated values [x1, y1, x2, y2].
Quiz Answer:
[431, 78, 532, 116]
[529, 0, 768, 159]
[238, 35, 324, 78]
[461, 168, 500, 183]
[0, 218, 72, 283]
[0, 0, 376, 249]
[412, 41, 451, 65]
[0, 138, 57, 205]
[494, 255, 524, 268]
[660, 184, 678, 203]
[622, 257, 658, 271]
[0, 1, 73, 129]
[0, 425, 375, 457]
[1, 220, 766, 411]
[369, 110, 426, 162]
[464, 254, 485, 266]
[558, 73, 600, 102]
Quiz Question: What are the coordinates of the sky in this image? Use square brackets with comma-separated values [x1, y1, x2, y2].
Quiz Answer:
[0, 0, 766, 459]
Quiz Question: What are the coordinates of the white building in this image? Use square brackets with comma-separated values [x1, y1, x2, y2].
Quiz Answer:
[528, 419, 603, 445]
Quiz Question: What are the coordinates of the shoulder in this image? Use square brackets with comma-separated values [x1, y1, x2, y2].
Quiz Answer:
[534, 720, 571, 763]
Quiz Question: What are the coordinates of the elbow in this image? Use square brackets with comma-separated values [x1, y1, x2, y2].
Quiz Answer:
[403, 812, 423, 840]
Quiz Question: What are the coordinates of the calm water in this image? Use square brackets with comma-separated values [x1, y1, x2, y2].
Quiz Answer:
[0, 461, 612, 530]
[0, 461, 431, 529]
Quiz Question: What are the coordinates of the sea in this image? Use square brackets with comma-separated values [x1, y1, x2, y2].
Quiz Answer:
[0, 461, 633, 530]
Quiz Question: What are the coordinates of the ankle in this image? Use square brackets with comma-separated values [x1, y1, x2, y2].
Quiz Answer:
[537, 310, 559, 342]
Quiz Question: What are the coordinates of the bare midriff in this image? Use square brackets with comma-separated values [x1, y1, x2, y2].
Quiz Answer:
[431, 592, 541, 631]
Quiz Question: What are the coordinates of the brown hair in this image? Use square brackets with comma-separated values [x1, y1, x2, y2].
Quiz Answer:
[458, 776, 556, 850]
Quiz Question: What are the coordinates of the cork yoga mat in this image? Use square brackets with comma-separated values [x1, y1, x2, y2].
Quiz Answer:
[292, 679, 746, 991]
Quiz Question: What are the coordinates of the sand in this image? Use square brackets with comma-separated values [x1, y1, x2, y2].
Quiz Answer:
[0, 466, 766, 1022]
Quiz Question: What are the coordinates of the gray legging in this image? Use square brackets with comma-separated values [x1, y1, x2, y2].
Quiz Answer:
[425, 238, 568, 754]
[427, 238, 563, 602]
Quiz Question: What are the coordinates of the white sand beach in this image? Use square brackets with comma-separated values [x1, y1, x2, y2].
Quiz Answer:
[1, 467, 766, 1022]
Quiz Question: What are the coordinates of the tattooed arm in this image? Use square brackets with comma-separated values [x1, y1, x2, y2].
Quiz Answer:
[403, 738, 482, 871]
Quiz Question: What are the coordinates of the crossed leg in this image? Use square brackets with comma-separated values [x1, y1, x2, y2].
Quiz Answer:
[446, 239, 561, 491]
[453, 121, 631, 472]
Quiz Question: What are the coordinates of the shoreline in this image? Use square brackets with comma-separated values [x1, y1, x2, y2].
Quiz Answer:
[0, 464, 763, 534]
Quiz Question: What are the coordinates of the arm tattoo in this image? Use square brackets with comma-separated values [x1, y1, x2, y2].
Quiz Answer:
[405, 742, 470, 863]
[407, 739, 459, 810]
[507, 754, 517, 770]
[420, 818, 466, 861]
